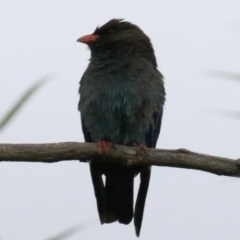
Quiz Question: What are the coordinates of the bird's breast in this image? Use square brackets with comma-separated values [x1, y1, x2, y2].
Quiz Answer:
[79, 60, 161, 144]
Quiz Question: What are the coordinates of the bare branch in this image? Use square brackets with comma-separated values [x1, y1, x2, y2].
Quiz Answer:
[0, 142, 240, 177]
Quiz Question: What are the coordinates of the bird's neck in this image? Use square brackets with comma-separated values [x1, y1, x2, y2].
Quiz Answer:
[90, 43, 157, 68]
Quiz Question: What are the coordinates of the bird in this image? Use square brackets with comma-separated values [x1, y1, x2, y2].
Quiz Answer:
[77, 19, 165, 236]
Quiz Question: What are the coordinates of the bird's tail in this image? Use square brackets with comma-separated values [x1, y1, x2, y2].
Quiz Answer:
[90, 162, 134, 225]
[105, 165, 134, 224]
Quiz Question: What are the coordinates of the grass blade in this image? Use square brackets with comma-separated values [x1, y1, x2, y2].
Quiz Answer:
[0, 76, 50, 132]
[206, 71, 240, 82]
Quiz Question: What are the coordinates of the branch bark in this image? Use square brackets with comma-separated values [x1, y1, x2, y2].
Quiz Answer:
[0, 142, 240, 177]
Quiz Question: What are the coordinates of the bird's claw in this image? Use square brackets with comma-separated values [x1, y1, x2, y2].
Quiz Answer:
[97, 141, 110, 154]
[135, 144, 147, 156]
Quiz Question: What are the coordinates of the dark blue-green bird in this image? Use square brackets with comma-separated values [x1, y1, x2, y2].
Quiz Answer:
[77, 19, 165, 236]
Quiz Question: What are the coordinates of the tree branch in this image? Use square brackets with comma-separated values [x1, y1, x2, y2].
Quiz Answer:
[0, 142, 240, 177]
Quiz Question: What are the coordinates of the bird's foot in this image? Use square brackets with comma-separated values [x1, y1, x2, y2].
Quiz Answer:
[97, 141, 110, 154]
[134, 144, 147, 156]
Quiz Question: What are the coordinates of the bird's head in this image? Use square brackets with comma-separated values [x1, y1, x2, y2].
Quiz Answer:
[77, 19, 156, 65]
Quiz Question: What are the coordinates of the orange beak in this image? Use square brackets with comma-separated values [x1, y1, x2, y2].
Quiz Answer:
[77, 34, 98, 44]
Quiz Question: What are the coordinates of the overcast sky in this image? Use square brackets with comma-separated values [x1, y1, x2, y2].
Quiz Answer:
[1, 1, 240, 239]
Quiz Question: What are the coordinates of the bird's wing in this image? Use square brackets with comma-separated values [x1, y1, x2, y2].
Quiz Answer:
[153, 105, 164, 147]
[79, 68, 108, 223]
[134, 104, 164, 236]
[80, 117, 107, 223]
[81, 117, 92, 142]
[146, 105, 164, 148]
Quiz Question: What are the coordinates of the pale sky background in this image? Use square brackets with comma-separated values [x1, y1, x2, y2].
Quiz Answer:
[0, 1, 240, 239]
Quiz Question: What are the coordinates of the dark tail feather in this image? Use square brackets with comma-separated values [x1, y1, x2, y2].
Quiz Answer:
[90, 161, 134, 224]
[105, 165, 134, 224]
[105, 164, 134, 224]
[89, 161, 106, 224]
[134, 166, 151, 237]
